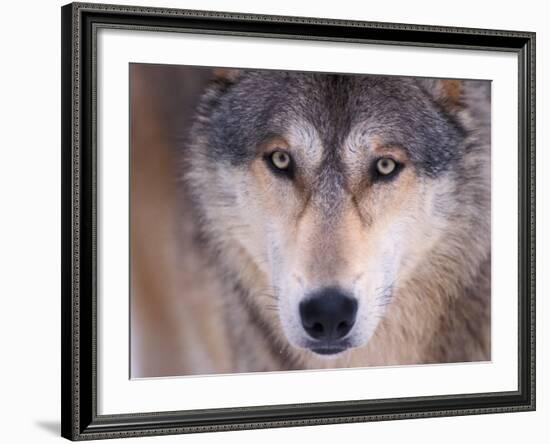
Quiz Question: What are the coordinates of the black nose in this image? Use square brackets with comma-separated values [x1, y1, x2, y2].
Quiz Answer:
[299, 288, 358, 341]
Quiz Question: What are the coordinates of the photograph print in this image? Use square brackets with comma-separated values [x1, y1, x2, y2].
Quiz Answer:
[130, 64, 491, 378]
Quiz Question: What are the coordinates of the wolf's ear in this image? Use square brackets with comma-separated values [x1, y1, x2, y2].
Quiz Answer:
[212, 68, 242, 83]
[420, 79, 464, 111]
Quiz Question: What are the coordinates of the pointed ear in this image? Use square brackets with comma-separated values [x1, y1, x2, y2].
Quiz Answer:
[212, 68, 242, 83]
[421, 79, 464, 111]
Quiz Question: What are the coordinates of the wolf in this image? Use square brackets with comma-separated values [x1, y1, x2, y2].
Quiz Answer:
[170, 69, 491, 374]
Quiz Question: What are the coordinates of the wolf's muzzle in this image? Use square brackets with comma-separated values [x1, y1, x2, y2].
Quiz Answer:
[299, 287, 358, 355]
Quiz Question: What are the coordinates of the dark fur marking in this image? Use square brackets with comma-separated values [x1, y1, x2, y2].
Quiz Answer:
[350, 193, 371, 227]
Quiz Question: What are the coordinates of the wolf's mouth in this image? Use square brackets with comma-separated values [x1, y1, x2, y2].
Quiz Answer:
[308, 341, 351, 356]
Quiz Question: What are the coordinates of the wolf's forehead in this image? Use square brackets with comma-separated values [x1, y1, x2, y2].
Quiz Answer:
[283, 121, 325, 163]
[276, 75, 406, 150]
[274, 74, 463, 176]
[209, 71, 463, 177]
[284, 120, 374, 163]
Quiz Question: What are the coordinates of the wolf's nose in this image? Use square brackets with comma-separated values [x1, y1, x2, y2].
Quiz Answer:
[299, 288, 358, 341]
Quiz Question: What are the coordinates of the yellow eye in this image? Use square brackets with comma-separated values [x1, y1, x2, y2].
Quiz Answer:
[271, 151, 291, 170]
[376, 157, 397, 176]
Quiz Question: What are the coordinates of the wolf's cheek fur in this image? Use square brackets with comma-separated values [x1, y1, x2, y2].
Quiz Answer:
[349, 176, 448, 348]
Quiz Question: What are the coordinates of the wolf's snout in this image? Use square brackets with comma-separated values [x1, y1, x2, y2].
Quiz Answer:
[299, 288, 358, 346]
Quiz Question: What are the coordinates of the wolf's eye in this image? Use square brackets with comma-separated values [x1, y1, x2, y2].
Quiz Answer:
[264, 149, 295, 179]
[376, 158, 397, 176]
[270, 151, 291, 170]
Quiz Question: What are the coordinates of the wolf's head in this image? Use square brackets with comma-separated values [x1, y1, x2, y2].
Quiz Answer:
[186, 70, 490, 359]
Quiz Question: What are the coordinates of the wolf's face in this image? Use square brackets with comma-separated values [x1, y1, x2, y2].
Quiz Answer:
[189, 71, 475, 357]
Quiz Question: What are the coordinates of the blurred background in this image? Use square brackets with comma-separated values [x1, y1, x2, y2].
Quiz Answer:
[130, 64, 231, 378]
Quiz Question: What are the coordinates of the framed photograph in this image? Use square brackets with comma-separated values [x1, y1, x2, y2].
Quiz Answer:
[61, 2, 536, 440]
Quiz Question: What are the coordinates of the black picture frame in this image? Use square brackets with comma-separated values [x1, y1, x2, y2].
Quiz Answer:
[61, 2, 536, 440]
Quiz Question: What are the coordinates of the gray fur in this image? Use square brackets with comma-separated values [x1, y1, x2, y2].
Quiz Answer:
[193, 71, 466, 177]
